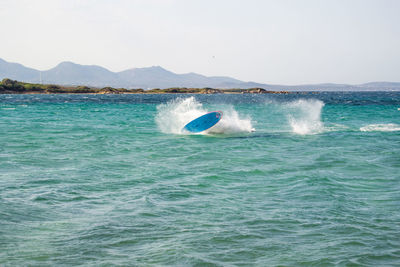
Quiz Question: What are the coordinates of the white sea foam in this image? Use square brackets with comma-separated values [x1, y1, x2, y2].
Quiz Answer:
[155, 97, 254, 134]
[360, 123, 400, 132]
[206, 106, 254, 134]
[285, 99, 325, 135]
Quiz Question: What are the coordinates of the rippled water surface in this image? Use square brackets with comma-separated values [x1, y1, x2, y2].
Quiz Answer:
[1, 92, 400, 266]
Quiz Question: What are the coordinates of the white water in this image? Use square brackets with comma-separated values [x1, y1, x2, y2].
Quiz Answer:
[155, 97, 254, 134]
[206, 106, 254, 134]
[360, 123, 400, 132]
[285, 99, 325, 135]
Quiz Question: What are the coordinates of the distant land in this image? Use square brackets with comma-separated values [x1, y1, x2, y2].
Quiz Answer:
[0, 79, 290, 94]
[1, 58, 399, 91]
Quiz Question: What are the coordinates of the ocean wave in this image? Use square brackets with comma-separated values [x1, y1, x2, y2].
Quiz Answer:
[360, 123, 400, 132]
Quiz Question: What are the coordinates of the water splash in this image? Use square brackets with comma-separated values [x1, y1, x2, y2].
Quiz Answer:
[285, 99, 325, 135]
[155, 97, 254, 134]
[206, 106, 254, 134]
[155, 97, 205, 134]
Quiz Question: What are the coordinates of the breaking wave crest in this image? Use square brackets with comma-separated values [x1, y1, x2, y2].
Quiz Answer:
[360, 123, 400, 132]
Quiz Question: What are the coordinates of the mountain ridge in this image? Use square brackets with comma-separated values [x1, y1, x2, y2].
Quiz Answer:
[1, 58, 399, 91]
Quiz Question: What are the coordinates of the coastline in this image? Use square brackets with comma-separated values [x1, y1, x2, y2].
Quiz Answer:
[0, 78, 291, 95]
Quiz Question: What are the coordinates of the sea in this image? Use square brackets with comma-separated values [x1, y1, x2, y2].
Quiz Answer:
[1, 92, 399, 266]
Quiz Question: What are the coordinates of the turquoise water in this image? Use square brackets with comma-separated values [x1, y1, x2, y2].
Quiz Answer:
[1, 93, 400, 266]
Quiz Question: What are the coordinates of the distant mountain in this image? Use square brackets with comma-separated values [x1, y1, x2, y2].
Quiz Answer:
[0, 58, 39, 82]
[0, 58, 399, 91]
[116, 66, 255, 89]
[0, 58, 255, 89]
[360, 82, 400, 90]
[43, 61, 119, 87]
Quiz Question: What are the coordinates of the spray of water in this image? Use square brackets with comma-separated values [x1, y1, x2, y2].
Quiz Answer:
[155, 97, 254, 134]
[285, 99, 325, 135]
[206, 106, 254, 134]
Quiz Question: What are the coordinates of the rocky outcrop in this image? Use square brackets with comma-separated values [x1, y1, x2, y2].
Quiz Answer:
[98, 87, 121, 94]
[201, 88, 223, 94]
[248, 88, 267, 94]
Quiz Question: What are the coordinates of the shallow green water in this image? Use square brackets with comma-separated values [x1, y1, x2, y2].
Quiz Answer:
[1, 93, 400, 266]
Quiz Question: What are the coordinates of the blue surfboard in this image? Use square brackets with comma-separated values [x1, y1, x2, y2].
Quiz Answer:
[183, 111, 223, 133]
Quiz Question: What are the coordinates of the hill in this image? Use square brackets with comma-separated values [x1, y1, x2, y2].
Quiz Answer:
[0, 58, 399, 91]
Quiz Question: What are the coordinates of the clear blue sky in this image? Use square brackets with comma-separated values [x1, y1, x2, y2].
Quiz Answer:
[1, 0, 399, 84]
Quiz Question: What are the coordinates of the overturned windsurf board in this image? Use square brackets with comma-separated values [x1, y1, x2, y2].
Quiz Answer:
[183, 111, 223, 133]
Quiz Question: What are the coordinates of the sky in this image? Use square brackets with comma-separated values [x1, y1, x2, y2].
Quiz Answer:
[0, 0, 399, 85]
